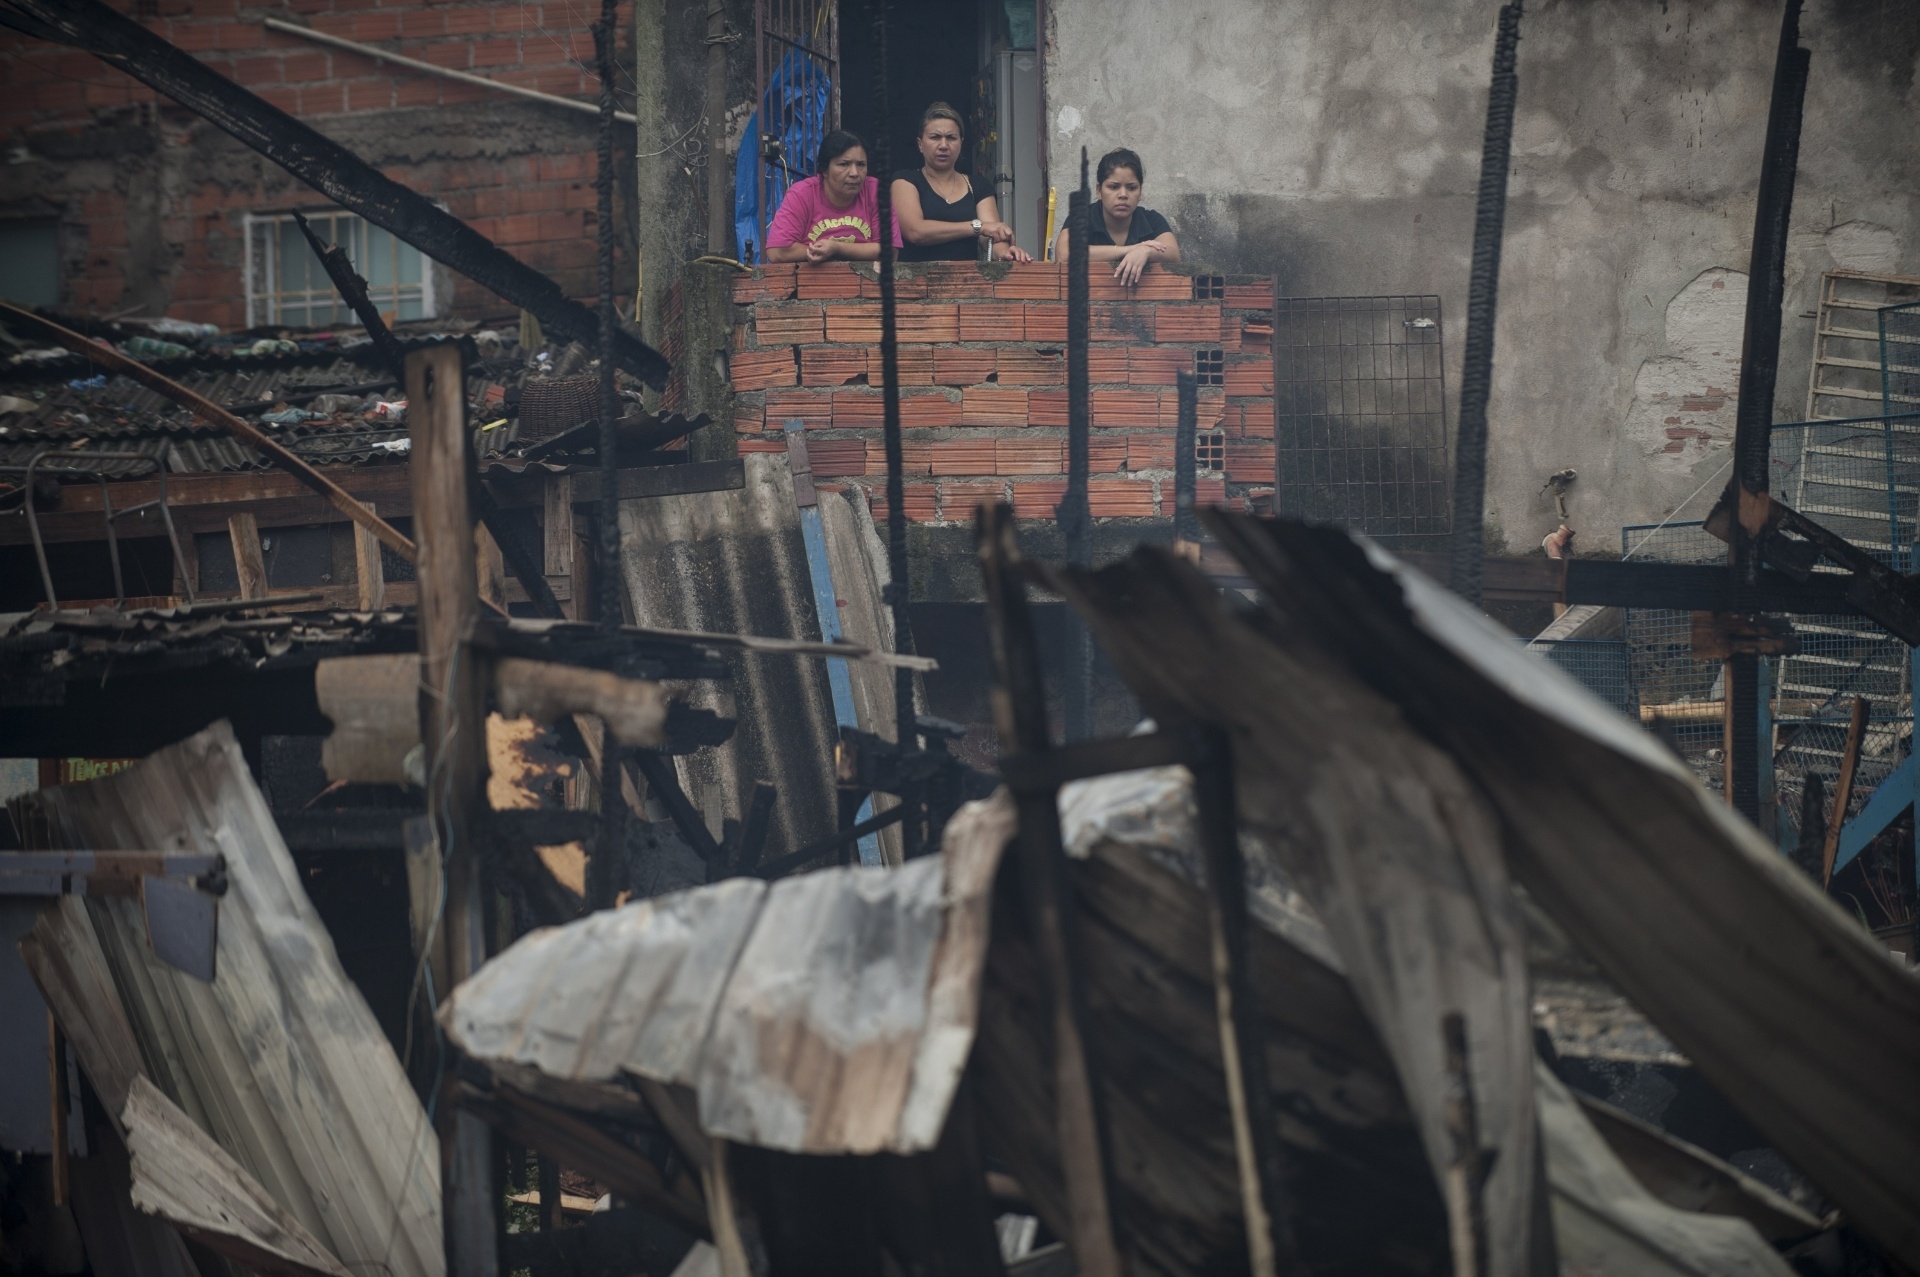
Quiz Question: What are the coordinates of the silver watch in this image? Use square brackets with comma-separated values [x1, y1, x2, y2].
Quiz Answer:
[971, 218, 983, 235]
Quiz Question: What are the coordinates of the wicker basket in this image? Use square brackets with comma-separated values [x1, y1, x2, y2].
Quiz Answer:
[517, 374, 600, 443]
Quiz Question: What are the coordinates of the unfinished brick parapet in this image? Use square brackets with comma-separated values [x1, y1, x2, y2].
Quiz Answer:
[706, 261, 1274, 525]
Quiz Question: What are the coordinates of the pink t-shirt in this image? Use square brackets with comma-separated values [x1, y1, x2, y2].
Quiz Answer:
[766, 175, 903, 249]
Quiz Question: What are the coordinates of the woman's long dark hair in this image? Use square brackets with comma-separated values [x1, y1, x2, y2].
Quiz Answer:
[1096, 147, 1144, 185]
[815, 129, 868, 175]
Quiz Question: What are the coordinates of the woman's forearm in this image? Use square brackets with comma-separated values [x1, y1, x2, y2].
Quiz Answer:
[765, 243, 809, 263]
[901, 218, 978, 245]
[834, 241, 883, 261]
[1150, 234, 1181, 263]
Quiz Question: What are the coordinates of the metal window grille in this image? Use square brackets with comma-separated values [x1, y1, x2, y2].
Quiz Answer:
[1196, 429, 1224, 471]
[1271, 294, 1450, 546]
[1191, 275, 1224, 301]
[753, 0, 839, 258]
[1194, 349, 1224, 386]
[244, 209, 433, 329]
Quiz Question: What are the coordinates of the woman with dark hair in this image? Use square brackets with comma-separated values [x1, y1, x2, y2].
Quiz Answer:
[764, 129, 902, 263]
[1052, 147, 1180, 286]
[891, 103, 1032, 263]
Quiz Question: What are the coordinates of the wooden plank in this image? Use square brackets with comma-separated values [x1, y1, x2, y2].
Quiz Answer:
[543, 474, 574, 619]
[475, 521, 506, 611]
[227, 513, 268, 601]
[353, 501, 385, 611]
[1821, 697, 1871, 886]
[1044, 529, 1545, 1277]
[123, 1075, 351, 1277]
[19, 897, 146, 1125]
[493, 657, 667, 748]
[405, 342, 495, 1277]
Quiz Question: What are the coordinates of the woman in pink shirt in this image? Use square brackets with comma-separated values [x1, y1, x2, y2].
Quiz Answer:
[764, 130, 902, 263]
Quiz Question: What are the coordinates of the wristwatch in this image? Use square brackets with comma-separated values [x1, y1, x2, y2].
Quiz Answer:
[971, 218, 983, 236]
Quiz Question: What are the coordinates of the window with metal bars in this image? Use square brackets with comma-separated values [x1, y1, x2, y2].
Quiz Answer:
[1196, 429, 1224, 471]
[244, 209, 435, 328]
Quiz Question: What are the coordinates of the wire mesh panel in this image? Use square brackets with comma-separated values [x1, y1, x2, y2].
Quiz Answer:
[1271, 295, 1450, 547]
[1773, 415, 1915, 823]
[1528, 638, 1636, 718]
[1620, 521, 1727, 787]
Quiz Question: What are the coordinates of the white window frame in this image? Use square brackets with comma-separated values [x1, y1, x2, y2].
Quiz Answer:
[244, 207, 437, 328]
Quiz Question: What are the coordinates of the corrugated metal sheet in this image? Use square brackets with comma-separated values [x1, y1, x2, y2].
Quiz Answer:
[0, 358, 510, 475]
[441, 791, 1012, 1154]
[617, 453, 842, 862]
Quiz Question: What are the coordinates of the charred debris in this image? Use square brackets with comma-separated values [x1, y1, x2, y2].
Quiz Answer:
[2, 2, 1917, 1277]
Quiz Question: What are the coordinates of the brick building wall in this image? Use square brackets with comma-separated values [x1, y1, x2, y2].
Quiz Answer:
[0, 0, 623, 327]
[707, 261, 1277, 526]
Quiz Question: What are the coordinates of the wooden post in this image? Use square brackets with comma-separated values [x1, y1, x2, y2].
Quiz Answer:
[48, 1011, 68, 1208]
[543, 474, 574, 618]
[1822, 696, 1872, 886]
[354, 500, 386, 611]
[406, 342, 498, 1277]
[227, 512, 267, 600]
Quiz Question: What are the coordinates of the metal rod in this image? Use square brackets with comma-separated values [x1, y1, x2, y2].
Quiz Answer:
[98, 476, 124, 607]
[1062, 149, 1092, 742]
[262, 18, 639, 125]
[1723, 0, 1810, 822]
[291, 209, 409, 380]
[871, 0, 921, 859]
[1447, 0, 1524, 606]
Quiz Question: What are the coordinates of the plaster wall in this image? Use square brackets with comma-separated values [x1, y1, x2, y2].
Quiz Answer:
[1043, 0, 1920, 554]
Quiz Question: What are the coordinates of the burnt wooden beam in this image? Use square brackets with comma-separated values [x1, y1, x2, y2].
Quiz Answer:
[7, 0, 669, 387]
[975, 502, 1123, 1277]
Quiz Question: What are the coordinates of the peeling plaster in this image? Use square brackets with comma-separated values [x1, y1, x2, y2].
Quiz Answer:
[1623, 268, 1746, 471]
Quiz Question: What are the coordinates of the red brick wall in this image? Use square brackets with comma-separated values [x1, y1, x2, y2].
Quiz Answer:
[0, 0, 620, 327]
[716, 262, 1276, 524]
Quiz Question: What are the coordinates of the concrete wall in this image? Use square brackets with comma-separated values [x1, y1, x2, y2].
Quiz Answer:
[1043, 0, 1920, 554]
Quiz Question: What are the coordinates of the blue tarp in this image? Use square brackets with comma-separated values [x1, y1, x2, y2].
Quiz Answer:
[734, 49, 833, 264]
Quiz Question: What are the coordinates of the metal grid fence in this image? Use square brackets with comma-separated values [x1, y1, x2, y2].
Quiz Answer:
[1271, 294, 1451, 547]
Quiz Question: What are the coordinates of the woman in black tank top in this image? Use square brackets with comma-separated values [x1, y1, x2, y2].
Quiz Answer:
[891, 103, 1034, 264]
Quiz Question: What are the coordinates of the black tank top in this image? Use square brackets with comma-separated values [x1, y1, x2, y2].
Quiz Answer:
[894, 168, 990, 262]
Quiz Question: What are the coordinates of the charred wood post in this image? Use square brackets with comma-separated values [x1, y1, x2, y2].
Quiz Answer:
[871, 3, 924, 859]
[7, 0, 669, 387]
[1061, 152, 1094, 742]
[1447, 0, 1523, 607]
[291, 211, 410, 379]
[589, 0, 630, 912]
[1718, 0, 1810, 823]
[975, 502, 1122, 1277]
[1175, 370, 1200, 543]
[405, 342, 497, 1276]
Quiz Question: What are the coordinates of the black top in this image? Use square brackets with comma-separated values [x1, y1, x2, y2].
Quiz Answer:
[1087, 205, 1173, 248]
[893, 168, 992, 262]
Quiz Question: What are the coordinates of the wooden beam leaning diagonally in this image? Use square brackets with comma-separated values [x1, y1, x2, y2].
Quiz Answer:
[0, 303, 415, 561]
[974, 502, 1122, 1277]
